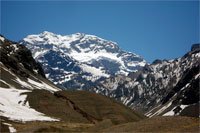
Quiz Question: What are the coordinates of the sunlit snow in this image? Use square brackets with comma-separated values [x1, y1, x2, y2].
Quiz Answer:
[0, 36, 5, 42]
[3, 123, 17, 133]
[0, 87, 59, 122]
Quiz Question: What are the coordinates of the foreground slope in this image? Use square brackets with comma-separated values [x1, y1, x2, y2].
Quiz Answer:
[0, 35, 60, 122]
[102, 116, 199, 132]
[0, 35, 144, 132]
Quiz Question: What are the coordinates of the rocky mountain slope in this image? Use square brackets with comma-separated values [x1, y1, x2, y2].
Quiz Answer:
[0, 35, 144, 132]
[1, 35, 199, 132]
[19, 31, 146, 90]
[92, 44, 200, 117]
[19, 32, 199, 118]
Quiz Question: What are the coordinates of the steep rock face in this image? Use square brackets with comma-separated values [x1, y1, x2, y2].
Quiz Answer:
[92, 44, 199, 117]
[0, 35, 61, 123]
[0, 35, 45, 78]
[19, 31, 146, 89]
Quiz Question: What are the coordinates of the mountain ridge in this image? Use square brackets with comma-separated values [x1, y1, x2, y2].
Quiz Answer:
[0, 35, 145, 132]
[20, 31, 146, 90]
[92, 43, 200, 117]
[19, 32, 200, 117]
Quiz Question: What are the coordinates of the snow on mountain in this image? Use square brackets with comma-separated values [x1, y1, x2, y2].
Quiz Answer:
[91, 44, 200, 117]
[20, 31, 146, 89]
[1, 35, 146, 132]
[0, 36, 60, 123]
[0, 86, 59, 122]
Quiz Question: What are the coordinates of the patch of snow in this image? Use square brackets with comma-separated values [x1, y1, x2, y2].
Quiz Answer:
[195, 52, 200, 57]
[3, 123, 17, 133]
[145, 105, 161, 117]
[195, 72, 200, 79]
[52, 67, 59, 70]
[33, 69, 38, 73]
[180, 104, 189, 110]
[13, 77, 32, 89]
[154, 72, 162, 80]
[58, 75, 72, 84]
[5, 65, 59, 92]
[0, 79, 10, 87]
[142, 74, 148, 78]
[1, 66, 16, 77]
[117, 69, 130, 75]
[0, 36, 5, 42]
[45, 73, 50, 78]
[80, 64, 109, 78]
[33, 50, 48, 58]
[163, 106, 176, 116]
[132, 81, 139, 87]
[163, 104, 189, 116]
[12, 44, 19, 52]
[149, 102, 172, 117]
[27, 78, 59, 92]
[112, 81, 119, 90]
[137, 85, 143, 96]
[70, 50, 126, 68]
[0, 87, 59, 122]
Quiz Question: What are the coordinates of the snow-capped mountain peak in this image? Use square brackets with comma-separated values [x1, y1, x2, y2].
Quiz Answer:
[20, 31, 146, 90]
[23, 31, 119, 52]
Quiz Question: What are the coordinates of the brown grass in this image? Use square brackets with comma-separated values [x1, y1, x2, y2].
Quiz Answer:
[24, 89, 145, 125]
[56, 90, 145, 125]
[3, 116, 199, 132]
[102, 116, 200, 132]
[12, 121, 94, 132]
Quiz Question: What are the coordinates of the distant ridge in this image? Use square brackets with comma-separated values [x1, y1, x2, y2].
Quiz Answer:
[20, 31, 146, 90]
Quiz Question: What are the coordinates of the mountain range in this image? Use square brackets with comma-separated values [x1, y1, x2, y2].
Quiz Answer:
[20, 31, 146, 90]
[20, 31, 199, 118]
[93, 44, 199, 117]
[0, 35, 145, 132]
[0, 33, 199, 132]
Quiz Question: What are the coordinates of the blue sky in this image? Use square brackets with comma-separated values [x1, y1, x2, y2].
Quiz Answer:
[1, 1, 199, 63]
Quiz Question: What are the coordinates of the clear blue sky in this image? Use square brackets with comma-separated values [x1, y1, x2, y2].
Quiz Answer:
[1, 1, 199, 63]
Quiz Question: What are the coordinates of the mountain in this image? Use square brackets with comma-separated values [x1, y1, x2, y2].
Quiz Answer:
[92, 44, 200, 117]
[19, 31, 199, 118]
[19, 31, 146, 90]
[0, 35, 144, 132]
[1, 35, 199, 132]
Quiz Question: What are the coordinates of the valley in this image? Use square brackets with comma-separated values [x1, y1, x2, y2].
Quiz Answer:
[0, 34, 199, 132]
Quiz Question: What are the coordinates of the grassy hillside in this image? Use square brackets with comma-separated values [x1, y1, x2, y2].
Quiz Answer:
[2, 115, 198, 132]
[1, 88, 145, 132]
[24, 89, 145, 125]
[102, 116, 199, 132]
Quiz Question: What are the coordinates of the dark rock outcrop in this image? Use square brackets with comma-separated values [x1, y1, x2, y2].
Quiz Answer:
[191, 43, 200, 51]
[0, 35, 45, 78]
